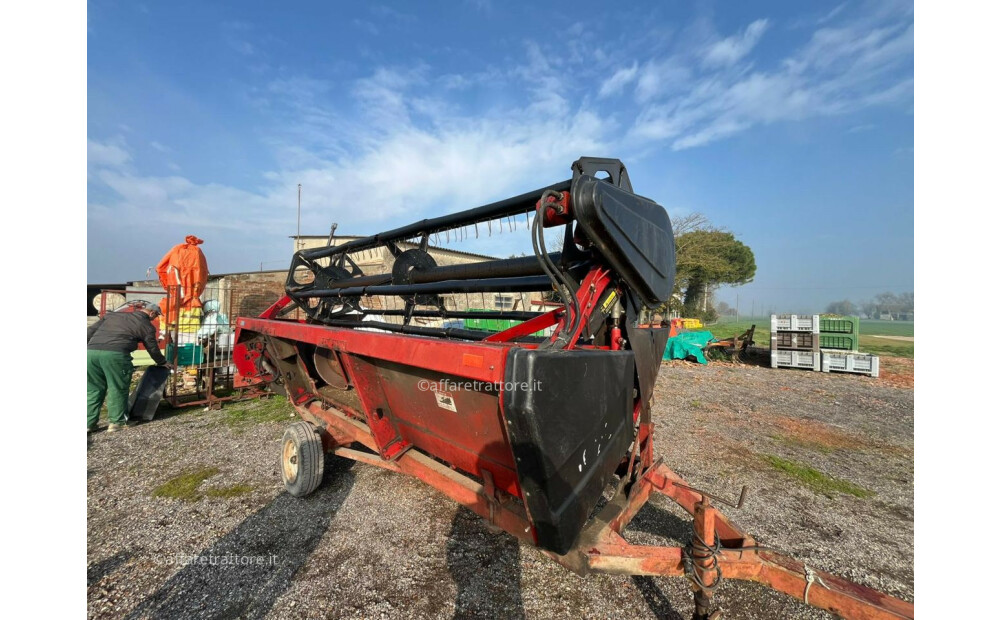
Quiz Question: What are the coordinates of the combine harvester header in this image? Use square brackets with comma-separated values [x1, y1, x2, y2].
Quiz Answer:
[233, 157, 912, 619]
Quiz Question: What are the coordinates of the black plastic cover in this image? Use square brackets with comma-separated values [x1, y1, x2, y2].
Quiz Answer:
[502, 348, 635, 554]
[571, 175, 676, 307]
[127, 365, 170, 422]
[625, 322, 671, 414]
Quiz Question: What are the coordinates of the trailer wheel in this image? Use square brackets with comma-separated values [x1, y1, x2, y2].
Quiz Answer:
[280, 422, 325, 497]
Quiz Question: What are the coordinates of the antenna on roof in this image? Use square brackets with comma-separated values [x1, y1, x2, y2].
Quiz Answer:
[296, 184, 302, 250]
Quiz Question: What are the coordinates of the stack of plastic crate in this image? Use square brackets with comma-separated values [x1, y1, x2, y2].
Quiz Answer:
[818, 316, 879, 377]
[770, 314, 820, 371]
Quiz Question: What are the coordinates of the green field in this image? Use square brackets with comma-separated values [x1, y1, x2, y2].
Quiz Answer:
[858, 335, 913, 358]
[703, 317, 770, 341]
[859, 320, 913, 337]
[703, 317, 913, 358]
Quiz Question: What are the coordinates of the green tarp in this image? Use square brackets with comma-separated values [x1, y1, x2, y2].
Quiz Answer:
[662, 330, 716, 365]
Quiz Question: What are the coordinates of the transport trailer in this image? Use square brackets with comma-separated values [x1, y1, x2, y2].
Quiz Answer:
[233, 158, 912, 619]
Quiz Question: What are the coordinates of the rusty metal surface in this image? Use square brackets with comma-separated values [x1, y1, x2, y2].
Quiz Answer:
[312, 347, 350, 390]
[556, 460, 914, 620]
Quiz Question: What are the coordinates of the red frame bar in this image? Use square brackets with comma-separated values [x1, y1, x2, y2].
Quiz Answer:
[548, 458, 914, 619]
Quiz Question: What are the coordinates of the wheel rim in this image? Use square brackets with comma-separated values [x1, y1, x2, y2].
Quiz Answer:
[282, 438, 299, 483]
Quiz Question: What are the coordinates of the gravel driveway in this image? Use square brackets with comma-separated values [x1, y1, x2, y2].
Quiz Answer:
[88, 357, 913, 619]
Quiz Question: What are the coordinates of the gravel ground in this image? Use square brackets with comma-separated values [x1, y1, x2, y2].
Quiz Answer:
[88, 356, 913, 619]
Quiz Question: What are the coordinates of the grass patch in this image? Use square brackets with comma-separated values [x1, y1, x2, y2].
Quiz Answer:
[860, 320, 913, 337]
[690, 400, 702, 408]
[221, 396, 294, 428]
[703, 318, 770, 347]
[152, 467, 220, 502]
[762, 455, 872, 498]
[205, 484, 256, 498]
[858, 335, 914, 359]
[710, 317, 913, 359]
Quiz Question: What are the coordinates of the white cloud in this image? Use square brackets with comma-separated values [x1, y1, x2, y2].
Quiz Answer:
[352, 19, 379, 36]
[88, 138, 131, 167]
[702, 19, 769, 68]
[89, 5, 912, 278]
[598, 63, 638, 98]
[634, 57, 694, 103]
[92, 10, 912, 235]
[222, 21, 256, 56]
[369, 5, 416, 23]
[817, 2, 848, 25]
[89, 47, 612, 266]
[628, 12, 912, 150]
[91, 168, 291, 235]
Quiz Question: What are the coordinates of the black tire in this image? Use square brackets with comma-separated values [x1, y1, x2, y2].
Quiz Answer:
[280, 421, 325, 497]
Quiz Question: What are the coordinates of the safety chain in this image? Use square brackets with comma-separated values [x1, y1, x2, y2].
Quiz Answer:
[682, 528, 723, 592]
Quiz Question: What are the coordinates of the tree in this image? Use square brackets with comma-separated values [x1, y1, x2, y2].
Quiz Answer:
[861, 292, 913, 319]
[716, 301, 736, 317]
[672, 212, 713, 237]
[656, 213, 757, 321]
[660, 214, 713, 316]
[860, 299, 878, 319]
[875, 292, 901, 315]
[825, 299, 857, 315]
[657, 214, 755, 321]
[898, 292, 914, 312]
[676, 229, 756, 318]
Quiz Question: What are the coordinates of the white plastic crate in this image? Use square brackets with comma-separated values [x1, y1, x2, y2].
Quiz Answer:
[770, 350, 820, 371]
[770, 314, 820, 333]
[770, 331, 820, 351]
[821, 350, 880, 378]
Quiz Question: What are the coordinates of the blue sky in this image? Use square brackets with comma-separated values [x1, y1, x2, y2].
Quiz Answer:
[87, 0, 913, 312]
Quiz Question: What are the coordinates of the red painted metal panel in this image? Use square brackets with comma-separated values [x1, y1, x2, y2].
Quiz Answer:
[371, 360, 520, 496]
[235, 317, 519, 489]
[236, 317, 506, 382]
[335, 352, 408, 459]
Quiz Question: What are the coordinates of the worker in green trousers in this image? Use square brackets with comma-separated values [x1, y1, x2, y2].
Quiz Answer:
[86, 351, 135, 431]
[87, 302, 171, 433]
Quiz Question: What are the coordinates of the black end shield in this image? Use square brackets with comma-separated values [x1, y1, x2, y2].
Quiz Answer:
[571, 174, 676, 307]
[502, 348, 634, 554]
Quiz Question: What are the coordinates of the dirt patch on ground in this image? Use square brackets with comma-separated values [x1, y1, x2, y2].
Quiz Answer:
[88, 356, 913, 619]
[769, 415, 870, 452]
[879, 356, 914, 389]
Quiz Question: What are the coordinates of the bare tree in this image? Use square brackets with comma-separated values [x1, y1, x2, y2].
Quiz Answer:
[671, 213, 715, 237]
[825, 299, 857, 315]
